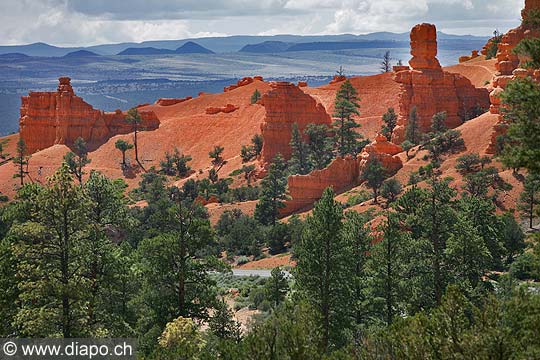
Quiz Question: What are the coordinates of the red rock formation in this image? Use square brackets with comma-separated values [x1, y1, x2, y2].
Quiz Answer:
[282, 156, 359, 215]
[205, 104, 240, 115]
[19, 77, 159, 153]
[329, 75, 347, 84]
[298, 81, 308, 87]
[224, 76, 264, 92]
[485, 0, 540, 153]
[155, 96, 192, 106]
[391, 24, 489, 143]
[459, 50, 480, 63]
[359, 134, 403, 175]
[260, 82, 331, 164]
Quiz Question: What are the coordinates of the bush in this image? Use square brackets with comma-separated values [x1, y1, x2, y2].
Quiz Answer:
[236, 256, 250, 266]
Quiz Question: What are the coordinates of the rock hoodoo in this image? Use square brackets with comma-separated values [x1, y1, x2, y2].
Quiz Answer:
[259, 82, 331, 164]
[19, 77, 159, 153]
[391, 24, 490, 143]
[359, 134, 403, 175]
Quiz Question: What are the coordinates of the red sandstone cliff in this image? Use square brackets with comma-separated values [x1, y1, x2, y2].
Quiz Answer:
[260, 82, 331, 164]
[20, 77, 159, 153]
[391, 24, 489, 143]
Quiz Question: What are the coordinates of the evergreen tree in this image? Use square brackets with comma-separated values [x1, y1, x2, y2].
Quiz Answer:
[332, 80, 364, 157]
[251, 89, 262, 104]
[9, 164, 92, 337]
[405, 106, 420, 144]
[0, 138, 10, 161]
[209, 145, 225, 166]
[251, 134, 264, 157]
[254, 155, 288, 226]
[126, 108, 143, 168]
[381, 178, 402, 205]
[500, 78, 540, 174]
[305, 124, 333, 170]
[361, 158, 387, 204]
[294, 188, 354, 351]
[264, 267, 289, 308]
[367, 213, 408, 325]
[401, 140, 414, 160]
[115, 139, 133, 167]
[380, 50, 392, 73]
[500, 212, 525, 265]
[519, 173, 540, 229]
[431, 111, 448, 134]
[514, 37, 540, 69]
[64, 137, 91, 184]
[208, 299, 241, 341]
[288, 123, 311, 175]
[381, 108, 397, 141]
[12, 137, 29, 186]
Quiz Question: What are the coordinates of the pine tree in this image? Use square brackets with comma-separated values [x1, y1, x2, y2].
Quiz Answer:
[209, 145, 225, 166]
[405, 106, 420, 144]
[519, 173, 540, 229]
[251, 134, 264, 157]
[332, 80, 363, 157]
[288, 123, 311, 175]
[361, 158, 387, 204]
[254, 155, 288, 226]
[208, 299, 241, 341]
[115, 139, 133, 167]
[64, 137, 91, 184]
[294, 187, 354, 351]
[126, 108, 143, 168]
[381, 108, 397, 141]
[251, 89, 262, 104]
[381, 178, 402, 205]
[431, 111, 448, 134]
[12, 137, 29, 186]
[367, 212, 408, 325]
[305, 124, 333, 170]
[380, 50, 392, 73]
[264, 267, 289, 308]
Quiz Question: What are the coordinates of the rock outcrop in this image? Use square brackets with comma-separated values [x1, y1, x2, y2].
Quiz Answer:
[260, 82, 331, 164]
[224, 76, 264, 92]
[205, 104, 240, 115]
[155, 96, 192, 106]
[391, 24, 490, 144]
[359, 134, 403, 175]
[485, 0, 540, 153]
[282, 156, 359, 215]
[19, 77, 159, 153]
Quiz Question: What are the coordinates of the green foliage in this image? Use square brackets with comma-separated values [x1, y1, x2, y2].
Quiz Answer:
[126, 108, 143, 165]
[500, 77, 540, 174]
[514, 37, 540, 69]
[216, 209, 264, 257]
[400, 139, 414, 160]
[425, 129, 465, 163]
[160, 148, 192, 177]
[305, 123, 334, 170]
[294, 188, 355, 351]
[114, 139, 133, 167]
[288, 123, 312, 175]
[430, 111, 448, 134]
[381, 108, 397, 141]
[361, 158, 387, 204]
[155, 317, 206, 360]
[255, 154, 288, 226]
[209, 145, 225, 165]
[380, 50, 392, 73]
[381, 178, 402, 205]
[523, 9, 540, 28]
[519, 173, 540, 228]
[250, 89, 262, 104]
[240, 135, 263, 163]
[12, 137, 29, 186]
[405, 106, 420, 144]
[486, 29, 503, 60]
[456, 153, 491, 174]
[332, 80, 365, 157]
[64, 137, 91, 184]
[208, 299, 241, 341]
[265, 267, 290, 308]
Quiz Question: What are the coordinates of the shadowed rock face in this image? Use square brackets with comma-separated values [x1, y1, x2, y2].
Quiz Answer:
[259, 81, 331, 165]
[19, 77, 159, 153]
[391, 23, 489, 144]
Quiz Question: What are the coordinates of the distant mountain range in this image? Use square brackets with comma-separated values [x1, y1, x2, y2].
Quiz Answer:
[0, 32, 490, 57]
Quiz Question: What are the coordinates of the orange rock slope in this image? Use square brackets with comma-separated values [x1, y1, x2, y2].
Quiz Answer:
[20, 77, 159, 153]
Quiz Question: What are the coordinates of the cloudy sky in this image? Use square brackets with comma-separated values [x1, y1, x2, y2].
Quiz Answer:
[1, 0, 522, 46]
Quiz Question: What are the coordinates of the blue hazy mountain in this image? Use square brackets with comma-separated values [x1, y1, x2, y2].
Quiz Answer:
[118, 47, 175, 55]
[175, 41, 214, 54]
[240, 41, 292, 53]
[62, 50, 101, 58]
[0, 32, 490, 56]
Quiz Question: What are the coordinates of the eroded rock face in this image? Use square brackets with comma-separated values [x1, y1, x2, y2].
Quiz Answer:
[359, 134, 403, 175]
[19, 77, 159, 153]
[155, 96, 192, 106]
[205, 104, 240, 115]
[260, 82, 331, 164]
[485, 0, 540, 153]
[282, 156, 359, 215]
[391, 24, 489, 143]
